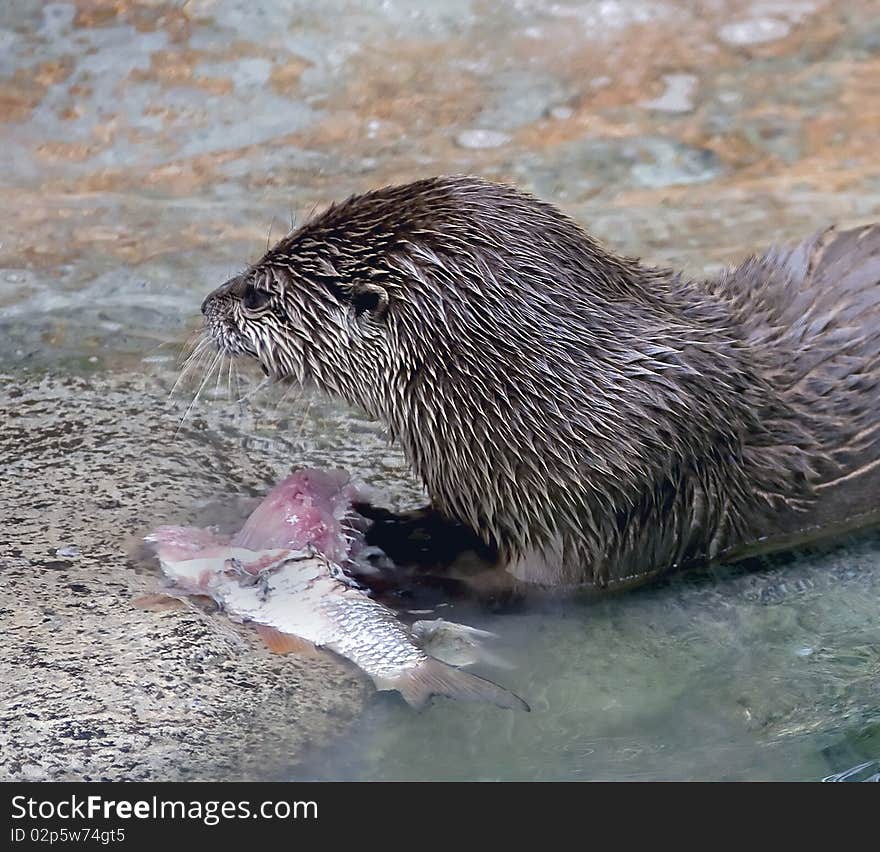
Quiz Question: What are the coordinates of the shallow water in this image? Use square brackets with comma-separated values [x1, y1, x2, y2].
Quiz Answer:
[288, 540, 880, 781]
[2, 0, 879, 780]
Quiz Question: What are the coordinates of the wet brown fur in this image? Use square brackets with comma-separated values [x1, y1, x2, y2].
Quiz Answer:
[201, 176, 880, 589]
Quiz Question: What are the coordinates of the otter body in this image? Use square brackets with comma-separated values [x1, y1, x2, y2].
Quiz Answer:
[202, 176, 880, 589]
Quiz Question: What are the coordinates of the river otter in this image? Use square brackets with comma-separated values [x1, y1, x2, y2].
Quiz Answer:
[201, 175, 880, 590]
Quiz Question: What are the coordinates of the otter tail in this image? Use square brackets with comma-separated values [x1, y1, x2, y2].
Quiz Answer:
[377, 659, 530, 712]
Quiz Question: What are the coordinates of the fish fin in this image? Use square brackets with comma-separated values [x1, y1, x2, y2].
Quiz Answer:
[132, 593, 187, 612]
[384, 658, 529, 712]
[471, 649, 514, 670]
[254, 624, 318, 656]
[412, 618, 499, 641]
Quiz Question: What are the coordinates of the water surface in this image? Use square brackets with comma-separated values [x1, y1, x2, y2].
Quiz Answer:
[290, 538, 880, 781]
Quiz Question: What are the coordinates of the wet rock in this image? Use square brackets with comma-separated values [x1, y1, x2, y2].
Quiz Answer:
[522, 136, 722, 198]
[54, 545, 79, 558]
[718, 18, 791, 46]
[0, 373, 368, 781]
[476, 69, 570, 131]
[627, 138, 722, 188]
[639, 73, 699, 113]
[455, 129, 511, 149]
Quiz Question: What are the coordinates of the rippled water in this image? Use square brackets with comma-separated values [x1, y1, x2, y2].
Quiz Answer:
[288, 537, 880, 781]
[3, 0, 879, 780]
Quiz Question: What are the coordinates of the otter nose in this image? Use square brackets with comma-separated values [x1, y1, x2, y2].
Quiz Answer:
[201, 275, 245, 315]
[200, 289, 219, 316]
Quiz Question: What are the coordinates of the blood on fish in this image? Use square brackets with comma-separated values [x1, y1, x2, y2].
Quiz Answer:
[145, 468, 528, 712]
[231, 468, 363, 564]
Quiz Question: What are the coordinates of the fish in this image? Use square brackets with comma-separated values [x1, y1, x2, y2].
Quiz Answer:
[412, 618, 512, 669]
[146, 469, 528, 712]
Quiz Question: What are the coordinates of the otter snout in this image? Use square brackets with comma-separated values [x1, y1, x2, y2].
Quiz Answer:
[200, 290, 217, 316]
[201, 274, 247, 315]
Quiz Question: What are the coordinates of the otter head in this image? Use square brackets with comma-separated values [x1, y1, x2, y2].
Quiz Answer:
[200, 210, 403, 420]
[200, 175, 618, 426]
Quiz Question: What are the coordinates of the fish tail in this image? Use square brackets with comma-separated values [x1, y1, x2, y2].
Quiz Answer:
[385, 659, 530, 712]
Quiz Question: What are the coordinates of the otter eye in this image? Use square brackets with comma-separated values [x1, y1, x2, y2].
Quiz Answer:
[242, 284, 271, 312]
[353, 289, 382, 317]
[350, 284, 389, 320]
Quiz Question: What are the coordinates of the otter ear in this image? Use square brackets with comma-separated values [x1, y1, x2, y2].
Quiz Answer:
[351, 281, 389, 320]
